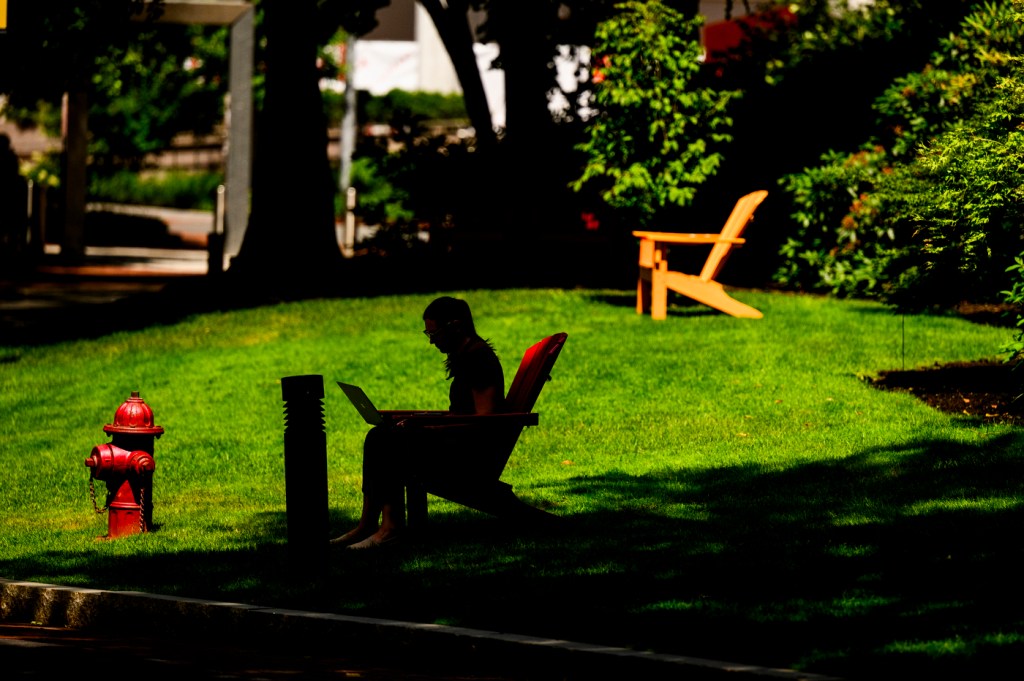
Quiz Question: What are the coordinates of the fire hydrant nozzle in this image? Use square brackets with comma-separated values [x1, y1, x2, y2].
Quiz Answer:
[85, 444, 155, 478]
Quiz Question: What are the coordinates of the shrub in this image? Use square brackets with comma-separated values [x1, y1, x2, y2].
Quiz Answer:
[1003, 256, 1024, 363]
[347, 130, 487, 252]
[775, 145, 900, 297]
[775, 0, 1024, 306]
[362, 89, 468, 126]
[347, 153, 413, 227]
[88, 169, 225, 211]
[570, 0, 740, 230]
[882, 75, 1024, 311]
[324, 89, 469, 132]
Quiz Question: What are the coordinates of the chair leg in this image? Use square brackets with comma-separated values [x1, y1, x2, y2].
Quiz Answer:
[651, 268, 668, 320]
[406, 483, 428, 529]
[636, 275, 650, 315]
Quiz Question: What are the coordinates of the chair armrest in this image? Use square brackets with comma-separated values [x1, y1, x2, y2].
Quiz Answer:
[379, 409, 449, 417]
[633, 231, 745, 245]
[385, 412, 539, 428]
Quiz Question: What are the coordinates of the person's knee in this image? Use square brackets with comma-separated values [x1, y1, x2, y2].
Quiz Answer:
[365, 424, 402, 448]
[363, 426, 388, 458]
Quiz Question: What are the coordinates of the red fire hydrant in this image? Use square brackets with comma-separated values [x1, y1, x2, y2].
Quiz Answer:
[85, 391, 164, 539]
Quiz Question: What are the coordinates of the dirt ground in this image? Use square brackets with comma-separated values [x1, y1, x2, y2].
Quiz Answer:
[866, 304, 1023, 426]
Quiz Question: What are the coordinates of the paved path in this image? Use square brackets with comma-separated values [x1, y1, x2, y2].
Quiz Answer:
[0, 579, 840, 681]
[0, 621, 520, 680]
[0, 206, 217, 345]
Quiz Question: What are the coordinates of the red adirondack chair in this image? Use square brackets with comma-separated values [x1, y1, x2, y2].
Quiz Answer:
[379, 332, 569, 528]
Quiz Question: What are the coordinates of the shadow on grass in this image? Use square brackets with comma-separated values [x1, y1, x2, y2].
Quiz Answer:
[3, 251, 635, 347]
[4, 431, 1024, 679]
[585, 290, 726, 317]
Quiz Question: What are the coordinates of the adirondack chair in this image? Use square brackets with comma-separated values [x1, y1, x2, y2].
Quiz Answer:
[378, 332, 569, 529]
[633, 190, 768, 320]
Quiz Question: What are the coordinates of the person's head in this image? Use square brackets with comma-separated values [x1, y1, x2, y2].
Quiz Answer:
[423, 296, 476, 352]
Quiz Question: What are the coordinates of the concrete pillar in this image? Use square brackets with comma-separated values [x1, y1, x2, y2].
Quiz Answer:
[224, 6, 254, 265]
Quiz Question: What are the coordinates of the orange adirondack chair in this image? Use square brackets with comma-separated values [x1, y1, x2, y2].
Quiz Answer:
[379, 332, 569, 528]
[633, 190, 768, 320]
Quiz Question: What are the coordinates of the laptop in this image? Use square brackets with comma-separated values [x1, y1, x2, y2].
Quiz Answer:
[337, 382, 385, 426]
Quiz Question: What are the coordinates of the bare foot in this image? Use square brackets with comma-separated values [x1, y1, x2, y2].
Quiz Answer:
[346, 529, 402, 550]
[329, 526, 375, 547]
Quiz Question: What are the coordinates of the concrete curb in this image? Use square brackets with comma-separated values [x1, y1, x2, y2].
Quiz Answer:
[0, 578, 840, 680]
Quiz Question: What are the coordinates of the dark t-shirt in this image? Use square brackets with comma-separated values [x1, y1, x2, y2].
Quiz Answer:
[447, 338, 506, 414]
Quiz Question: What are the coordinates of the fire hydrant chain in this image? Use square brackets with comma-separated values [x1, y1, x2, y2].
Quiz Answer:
[88, 476, 109, 514]
[138, 487, 147, 533]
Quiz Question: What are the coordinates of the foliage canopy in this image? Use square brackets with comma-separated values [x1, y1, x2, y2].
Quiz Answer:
[570, 0, 740, 231]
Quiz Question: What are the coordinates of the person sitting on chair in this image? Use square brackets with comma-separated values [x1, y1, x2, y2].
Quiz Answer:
[333, 296, 507, 550]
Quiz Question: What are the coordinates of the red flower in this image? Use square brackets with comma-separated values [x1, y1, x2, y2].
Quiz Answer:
[592, 55, 611, 84]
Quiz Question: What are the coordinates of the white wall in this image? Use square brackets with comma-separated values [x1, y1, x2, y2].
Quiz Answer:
[352, 4, 505, 129]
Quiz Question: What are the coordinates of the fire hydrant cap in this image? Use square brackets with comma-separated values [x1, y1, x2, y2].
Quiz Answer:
[104, 391, 165, 435]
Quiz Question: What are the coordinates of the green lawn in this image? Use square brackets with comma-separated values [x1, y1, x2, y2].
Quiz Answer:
[2, 287, 1022, 679]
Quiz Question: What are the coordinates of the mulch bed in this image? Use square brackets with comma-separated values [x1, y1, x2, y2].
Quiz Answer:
[868, 358, 1024, 425]
[866, 302, 1023, 425]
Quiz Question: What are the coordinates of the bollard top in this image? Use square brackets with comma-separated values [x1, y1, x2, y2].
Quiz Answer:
[281, 375, 324, 401]
[104, 391, 165, 435]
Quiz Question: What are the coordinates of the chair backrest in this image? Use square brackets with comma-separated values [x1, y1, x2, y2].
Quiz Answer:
[505, 332, 569, 413]
[699, 190, 769, 282]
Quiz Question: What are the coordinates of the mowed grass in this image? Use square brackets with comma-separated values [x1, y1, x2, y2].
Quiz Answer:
[2, 287, 1023, 679]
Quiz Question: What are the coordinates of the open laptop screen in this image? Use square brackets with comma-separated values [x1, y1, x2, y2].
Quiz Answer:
[336, 382, 384, 426]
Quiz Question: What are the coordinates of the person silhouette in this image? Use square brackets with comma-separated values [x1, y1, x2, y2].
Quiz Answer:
[333, 296, 507, 550]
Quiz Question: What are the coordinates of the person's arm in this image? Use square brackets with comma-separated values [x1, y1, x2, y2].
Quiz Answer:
[394, 385, 519, 429]
[472, 384, 503, 415]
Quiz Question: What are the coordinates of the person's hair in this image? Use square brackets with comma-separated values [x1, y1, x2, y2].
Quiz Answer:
[424, 296, 498, 378]
[423, 296, 477, 337]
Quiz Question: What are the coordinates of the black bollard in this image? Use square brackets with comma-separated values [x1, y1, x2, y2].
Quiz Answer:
[281, 375, 329, 572]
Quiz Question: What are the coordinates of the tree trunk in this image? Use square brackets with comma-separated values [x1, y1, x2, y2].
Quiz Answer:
[60, 88, 89, 264]
[418, 0, 497, 151]
[495, 1, 564, 236]
[229, 0, 344, 292]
